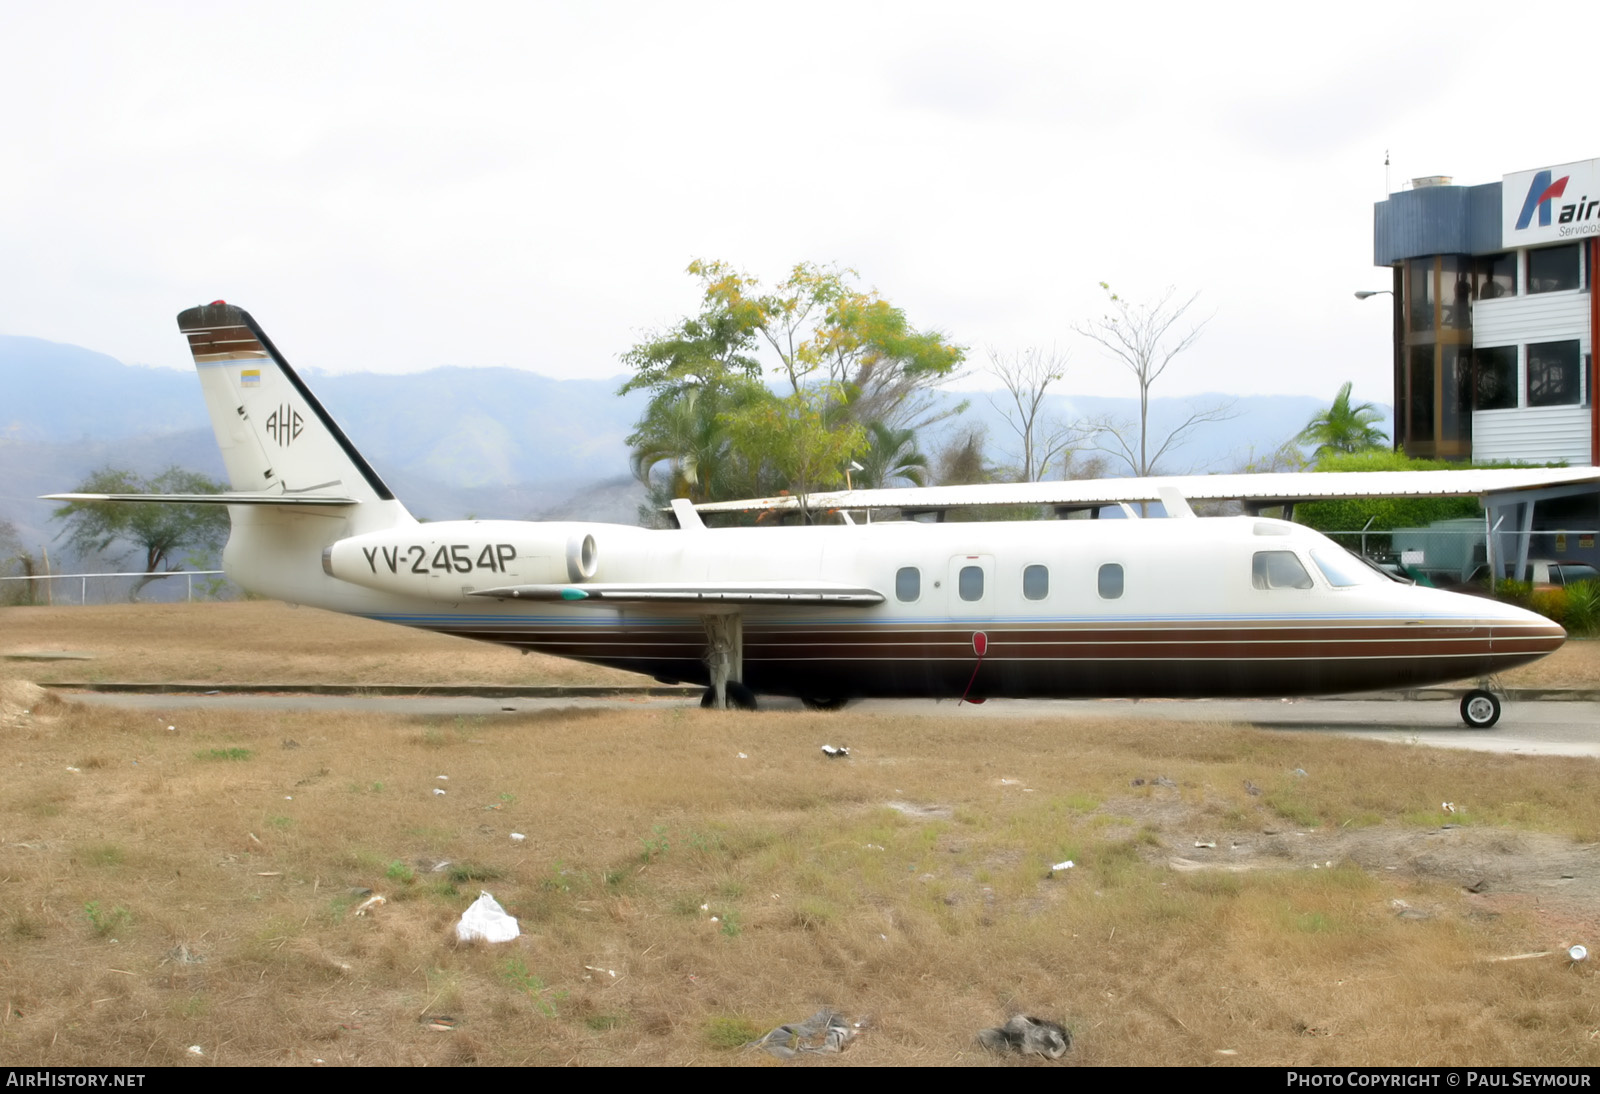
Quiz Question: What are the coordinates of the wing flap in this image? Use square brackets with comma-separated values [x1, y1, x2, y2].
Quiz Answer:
[468, 582, 884, 606]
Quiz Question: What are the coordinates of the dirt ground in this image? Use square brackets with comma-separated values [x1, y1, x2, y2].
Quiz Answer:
[4, 607, 1600, 1066]
[0, 602, 643, 686]
[1130, 790, 1600, 946]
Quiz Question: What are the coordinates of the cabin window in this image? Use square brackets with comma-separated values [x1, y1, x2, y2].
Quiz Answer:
[959, 565, 984, 601]
[1253, 551, 1313, 590]
[1097, 563, 1123, 600]
[1023, 564, 1049, 600]
[895, 567, 920, 602]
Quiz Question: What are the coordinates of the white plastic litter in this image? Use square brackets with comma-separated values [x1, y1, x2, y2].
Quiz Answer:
[510, 832, 526, 841]
[1571, 945, 1589, 962]
[433, 788, 447, 796]
[455, 890, 519, 943]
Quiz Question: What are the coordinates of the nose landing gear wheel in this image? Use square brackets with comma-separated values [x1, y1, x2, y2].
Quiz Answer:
[1460, 689, 1501, 729]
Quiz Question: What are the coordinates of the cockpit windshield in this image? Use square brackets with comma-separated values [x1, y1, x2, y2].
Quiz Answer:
[1311, 547, 1394, 587]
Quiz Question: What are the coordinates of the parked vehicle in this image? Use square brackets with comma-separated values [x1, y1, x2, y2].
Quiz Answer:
[1463, 559, 1600, 590]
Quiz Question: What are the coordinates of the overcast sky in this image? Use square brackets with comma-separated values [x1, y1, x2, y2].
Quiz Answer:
[1, 1, 1593, 405]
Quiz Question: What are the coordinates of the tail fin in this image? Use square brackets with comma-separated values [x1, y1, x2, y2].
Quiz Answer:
[179, 302, 396, 505]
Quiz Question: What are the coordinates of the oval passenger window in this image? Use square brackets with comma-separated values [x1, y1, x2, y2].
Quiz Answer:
[1098, 563, 1123, 599]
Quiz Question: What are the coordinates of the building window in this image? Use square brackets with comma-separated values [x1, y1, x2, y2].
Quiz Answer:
[1407, 258, 1435, 333]
[1475, 346, 1517, 410]
[1527, 340, 1581, 407]
[1097, 563, 1123, 600]
[1475, 253, 1516, 299]
[1441, 345, 1472, 444]
[958, 565, 984, 602]
[1022, 564, 1048, 601]
[1527, 244, 1580, 294]
[895, 567, 920, 602]
[1442, 256, 1472, 330]
[1408, 345, 1434, 443]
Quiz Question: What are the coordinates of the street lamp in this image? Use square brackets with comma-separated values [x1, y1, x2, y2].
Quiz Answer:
[1354, 290, 1393, 300]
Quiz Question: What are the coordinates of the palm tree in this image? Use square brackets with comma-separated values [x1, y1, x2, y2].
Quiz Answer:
[1297, 382, 1388, 461]
[627, 387, 735, 503]
[855, 421, 928, 489]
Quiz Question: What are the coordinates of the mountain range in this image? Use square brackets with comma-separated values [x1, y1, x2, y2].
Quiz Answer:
[0, 332, 1391, 558]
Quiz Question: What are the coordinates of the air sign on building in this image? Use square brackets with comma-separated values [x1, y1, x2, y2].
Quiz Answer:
[1503, 158, 1600, 246]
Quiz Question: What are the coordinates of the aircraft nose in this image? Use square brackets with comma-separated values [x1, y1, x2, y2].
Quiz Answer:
[1487, 597, 1565, 655]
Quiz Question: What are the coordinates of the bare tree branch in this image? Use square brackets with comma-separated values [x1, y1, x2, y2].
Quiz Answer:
[1072, 284, 1218, 477]
[985, 345, 1086, 481]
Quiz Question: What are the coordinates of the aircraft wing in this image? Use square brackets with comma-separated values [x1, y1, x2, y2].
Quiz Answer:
[691, 468, 1600, 514]
[468, 581, 884, 605]
[41, 492, 358, 506]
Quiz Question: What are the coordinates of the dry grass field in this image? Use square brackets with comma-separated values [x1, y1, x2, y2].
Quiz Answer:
[2, 602, 643, 687]
[3, 603, 1600, 1067]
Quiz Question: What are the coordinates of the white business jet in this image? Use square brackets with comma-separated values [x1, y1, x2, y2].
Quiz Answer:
[46, 303, 1568, 728]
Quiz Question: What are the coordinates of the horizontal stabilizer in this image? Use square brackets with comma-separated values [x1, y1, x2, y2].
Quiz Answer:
[468, 582, 885, 606]
[42, 492, 358, 507]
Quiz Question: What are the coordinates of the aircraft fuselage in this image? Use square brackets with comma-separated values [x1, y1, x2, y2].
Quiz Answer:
[235, 507, 1563, 702]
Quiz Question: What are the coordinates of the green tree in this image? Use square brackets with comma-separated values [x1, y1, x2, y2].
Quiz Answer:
[932, 426, 994, 487]
[1294, 450, 1480, 547]
[672, 260, 965, 428]
[53, 468, 229, 595]
[627, 383, 759, 505]
[1297, 382, 1389, 461]
[722, 389, 867, 514]
[621, 260, 964, 511]
[855, 421, 928, 489]
[0, 518, 40, 606]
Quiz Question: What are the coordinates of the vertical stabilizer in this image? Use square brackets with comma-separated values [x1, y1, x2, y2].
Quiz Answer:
[178, 303, 396, 505]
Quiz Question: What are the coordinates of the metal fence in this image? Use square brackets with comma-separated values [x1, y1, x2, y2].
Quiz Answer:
[1318, 524, 1600, 588]
[0, 570, 229, 605]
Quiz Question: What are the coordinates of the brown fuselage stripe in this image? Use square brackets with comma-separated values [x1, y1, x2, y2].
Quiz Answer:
[416, 617, 1563, 699]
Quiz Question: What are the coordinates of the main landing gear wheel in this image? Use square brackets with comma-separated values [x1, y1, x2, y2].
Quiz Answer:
[701, 681, 758, 710]
[800, 697, 849, 712]
[1460, 689, 1501, 729]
